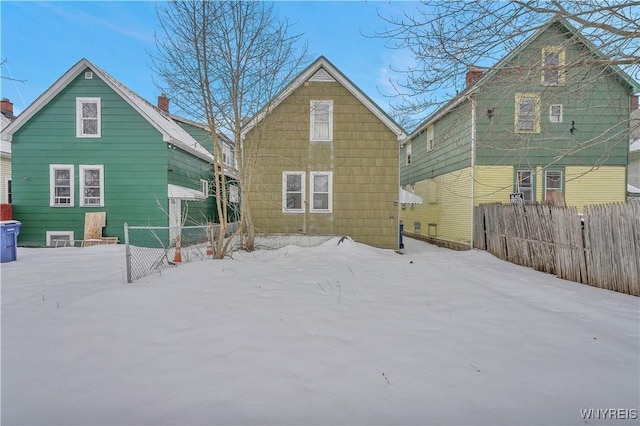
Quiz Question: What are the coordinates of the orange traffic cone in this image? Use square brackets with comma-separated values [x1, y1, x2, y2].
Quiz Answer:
[173, 235, 183, 263]
[206, 235, 214, 257]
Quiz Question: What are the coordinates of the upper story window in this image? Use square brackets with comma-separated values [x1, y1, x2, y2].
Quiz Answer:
[310, 100, 333, 141]
[426, 125, 435, 152]
[200, 179, 209, 198]
[282, 171, 305, 213]
[515, 93, 541, 133]
[76, 97, 101, 138]
[542, 46, 565, 86]
[549, 104, 563, 123]
[405, 143, 412, 165]
[79, 165, 104, 207]
[50, 164, 74, 207]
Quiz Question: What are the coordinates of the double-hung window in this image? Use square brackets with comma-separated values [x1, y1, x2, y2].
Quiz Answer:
[426, 125, 434, 152]
[80, 165, 104, 207]
[283, 172, 305, 213]
[515, 93, 541, 133]
[50, 165, 74, 207]
[76, 97, 101, 138]
[549, 104, 563, 123]
[516, 169, 534, 203]
[310, 172, 332, 213]
[405, 143, 412, 165]
[545, 170, 563, 200]
[542, 46, 565, 86]
[200, 179, 210, 198]
[310, 100, 333, 141]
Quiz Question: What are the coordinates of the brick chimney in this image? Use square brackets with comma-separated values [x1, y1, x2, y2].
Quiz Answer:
[465, 68, 483, 87]
[158, 94, 169, 113]
[1, 98, 14, 117]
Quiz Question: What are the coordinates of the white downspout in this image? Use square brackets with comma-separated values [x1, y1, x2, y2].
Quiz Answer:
[470, 96, 476, 249]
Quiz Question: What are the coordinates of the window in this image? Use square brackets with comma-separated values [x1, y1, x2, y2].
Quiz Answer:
[542, 46, 565, 86]
[76, 97, 101, 137]
[405, 143, 412, 165]
[427, 125, 434, 152]
[310, 100, 333, 141]
[50, 165, 74, 207]
[79, 165, 104, 207]
[310, 172, 332, 213]
[223, 144, 235, 167]
[282, 172, 305, 213]
[549, 104, 563, 123]
[46, 231, 74, 248]
[516, 169, 534, 203]
[4, 177, 11, 203]
[545, 170, 563, 200]
[229, 185, 239, 203]
[200, 179, 209, 198]
[515, 93, 541, 133]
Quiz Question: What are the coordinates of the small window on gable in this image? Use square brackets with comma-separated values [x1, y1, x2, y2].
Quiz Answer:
[310, 172, 332, 213]
[405, 143, 412, 165]
[76, 97, 101, 138]
[80, 165, 104, 207]
[50, 164, 74, 207]
[542, 46, 565, 86]
[549, 104, 563, 123]
[515, 93, 541, 133]
[426, 125, 434, 152]
[200, 179, 209, 198]
[310, 100, 333, 141]
[85, 71, 93, 79]
[283, 172, 305, 213]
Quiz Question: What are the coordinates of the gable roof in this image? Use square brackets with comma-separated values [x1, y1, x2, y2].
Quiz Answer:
[1, 58, 213, 162]
[241, 56, 407, 141]
[409, 16, 640, 138]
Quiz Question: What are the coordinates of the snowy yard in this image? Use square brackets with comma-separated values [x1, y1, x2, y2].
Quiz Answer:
[1, 237, 638, 425]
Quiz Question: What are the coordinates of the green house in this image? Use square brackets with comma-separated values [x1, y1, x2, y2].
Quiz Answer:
[400, 17, 639, 249]
[2, 58, 237, 247]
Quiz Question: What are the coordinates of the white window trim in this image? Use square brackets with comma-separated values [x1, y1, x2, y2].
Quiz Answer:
[229, 184, 239, 203]
[549, 104, 563, 123]
[545, 169, 563, 200]
[282, 171, 305, 213]
[426, 125, 434, 152]
[200, 179, 210, 198]
[76, 97, 102, 138]
[50, 164, 74, 207]
[516, 169, 535, 203]
[405, 143, 412, 165]
[310, 100, 333, 142]
[310, 171, 333, 213]
[3, 176, 11, 204]
[46, 231, 75, 247]
[79, 165, 104, 207]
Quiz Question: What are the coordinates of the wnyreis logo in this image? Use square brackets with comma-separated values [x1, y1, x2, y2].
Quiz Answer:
[580, 408, 638, 420]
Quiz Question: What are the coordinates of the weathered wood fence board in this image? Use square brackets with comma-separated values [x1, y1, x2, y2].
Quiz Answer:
[474, 202, 639, 296]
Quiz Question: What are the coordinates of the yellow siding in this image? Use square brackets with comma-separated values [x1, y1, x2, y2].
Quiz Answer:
[565, 166, 626, 211]
[400, 167, 473, 245]
[474, 165, 514, 205]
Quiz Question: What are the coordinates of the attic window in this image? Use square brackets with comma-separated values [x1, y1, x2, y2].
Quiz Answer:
[541, 46, 565, 86]
[310, 100, 333, 141]
[85, 71, 93, 79]
[76, 97, 101, 138]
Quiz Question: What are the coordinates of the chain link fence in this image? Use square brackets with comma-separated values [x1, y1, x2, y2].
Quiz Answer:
[124, 222, 239, 282]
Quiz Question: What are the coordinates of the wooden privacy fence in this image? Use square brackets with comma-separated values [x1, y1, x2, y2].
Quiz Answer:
[474, 202, 640, 296]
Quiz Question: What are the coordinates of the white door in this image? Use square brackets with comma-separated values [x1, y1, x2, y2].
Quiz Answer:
[169, 198, 181, 242]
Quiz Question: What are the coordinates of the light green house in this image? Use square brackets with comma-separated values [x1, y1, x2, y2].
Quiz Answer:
[242, 56, 407, 249]
[2, 58, 236, 247]
[400, 17, 639, 249]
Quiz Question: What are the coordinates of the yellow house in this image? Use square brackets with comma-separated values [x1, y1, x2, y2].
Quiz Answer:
[241, 57, 406, 249]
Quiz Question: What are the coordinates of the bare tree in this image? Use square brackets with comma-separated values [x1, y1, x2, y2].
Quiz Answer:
[152, 0, 308, 257]
[376, 1, 640, 125]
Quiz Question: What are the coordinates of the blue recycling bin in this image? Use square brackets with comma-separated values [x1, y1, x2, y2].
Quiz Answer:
[0, 220, 21, 263]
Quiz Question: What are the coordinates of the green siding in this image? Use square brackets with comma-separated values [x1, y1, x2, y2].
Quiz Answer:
[168, 147, 216, 225]
[12, 68, 167, 246]
[475, 23, 630, 168]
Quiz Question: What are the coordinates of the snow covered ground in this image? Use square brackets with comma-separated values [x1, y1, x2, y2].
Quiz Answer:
[1, 237, 638, 425]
